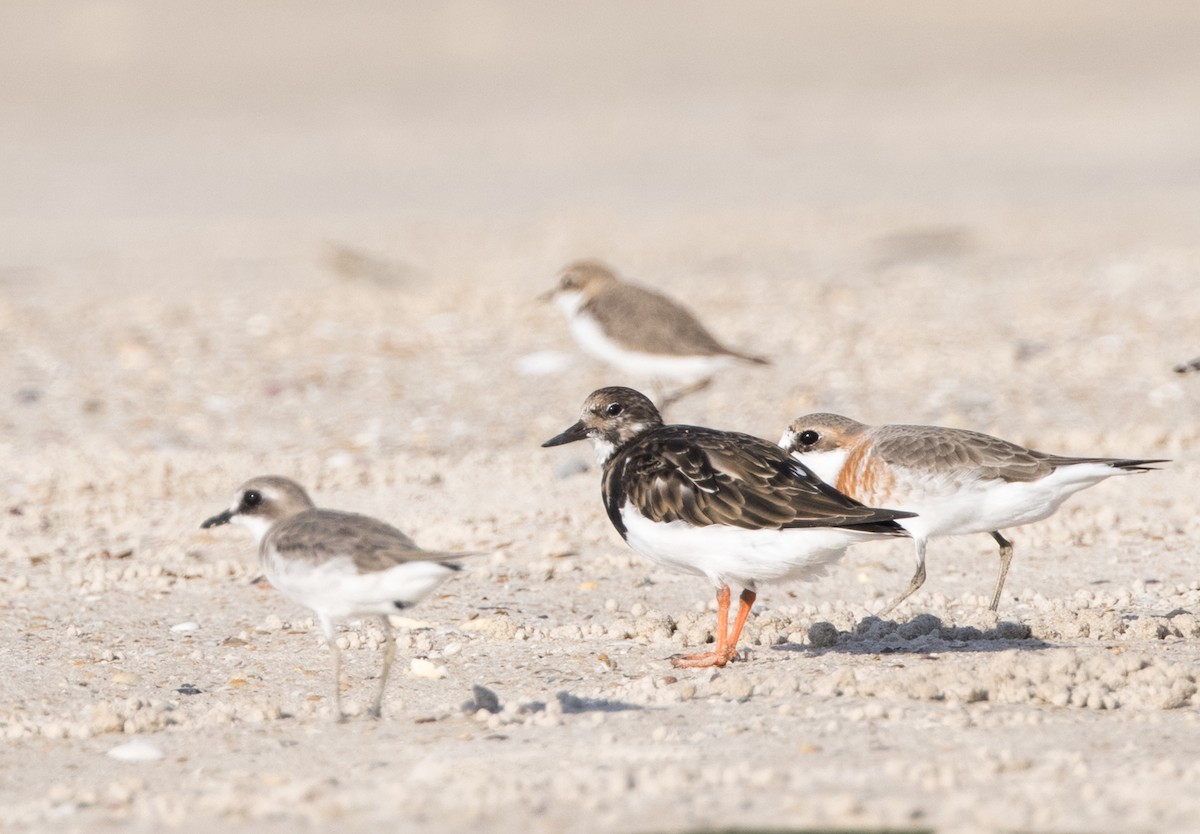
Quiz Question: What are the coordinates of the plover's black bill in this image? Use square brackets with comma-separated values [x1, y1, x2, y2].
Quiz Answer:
[201, 510, 234, 529]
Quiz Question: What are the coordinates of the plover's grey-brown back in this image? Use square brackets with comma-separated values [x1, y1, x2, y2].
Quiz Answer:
[780, 414, 1166, 615]
[202, 475, 466, 721]
[541, 260, 768, 406]
[543, 387, 911, 669]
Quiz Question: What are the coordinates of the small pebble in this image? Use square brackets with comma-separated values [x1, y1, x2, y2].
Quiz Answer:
[515, 350, 573, 376]
[390, 616, 436, 630]
[410, 658, 448, 679]
[107, 741, 164, 763]
[808, 622, 840, 648]
[471, 684, 501, 713]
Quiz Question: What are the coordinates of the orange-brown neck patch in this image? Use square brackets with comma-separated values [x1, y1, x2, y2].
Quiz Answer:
[836, 439, 895, 505]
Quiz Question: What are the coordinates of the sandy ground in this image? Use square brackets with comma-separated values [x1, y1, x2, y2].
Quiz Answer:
[3, 3, 1200, 832]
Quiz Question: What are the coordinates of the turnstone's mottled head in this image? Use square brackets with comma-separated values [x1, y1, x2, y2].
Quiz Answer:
[201, 475, 316, 544]
[542, 386, 664, 464]
[779, 413, 868, 456]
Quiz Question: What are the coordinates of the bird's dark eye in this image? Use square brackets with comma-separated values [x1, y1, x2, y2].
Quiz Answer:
[606, 402, 623, 416]
[243, 490, 263, 507]
[798, 430, 820, 446]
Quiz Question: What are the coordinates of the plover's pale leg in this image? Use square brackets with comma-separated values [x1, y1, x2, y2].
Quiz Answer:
[673, 585, 734, 668]
[330, 644, 344, 722]
[879, 541, 928, 618]
[368, 616, 396, 719]
[988, 531, 1015, 612]
[319, 615, 345, 723]
[660, 377, 712, 410]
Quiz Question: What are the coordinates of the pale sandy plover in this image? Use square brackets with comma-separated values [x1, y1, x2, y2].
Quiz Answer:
[781, 414, 1167, 615]
[541, 259, 768, 406]
[202, 476, 466, 721]
[542, 387, 913, 668]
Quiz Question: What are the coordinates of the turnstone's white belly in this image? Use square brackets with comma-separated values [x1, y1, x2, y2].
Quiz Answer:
[620, 503, 876, 589]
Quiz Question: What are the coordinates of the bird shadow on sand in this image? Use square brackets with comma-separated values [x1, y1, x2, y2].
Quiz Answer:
[556, 692, 642, 713]
[769, 613, 1052, 657]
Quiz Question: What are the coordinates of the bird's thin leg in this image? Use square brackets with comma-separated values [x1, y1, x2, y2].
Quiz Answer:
[369, 616, 396, 719]
[988, 531, 1015, 612]
[330, 643, 344, 722]
[672, 585, 732, 668]
[660, 378, 713, 410]
[651, 381, 668, 409]
[723, 589, 757, 663]
[878, 540, 928, 618]
[319, 615, 345, 723]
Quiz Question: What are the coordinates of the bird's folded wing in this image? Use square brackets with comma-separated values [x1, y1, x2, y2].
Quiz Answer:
[268, 510, 471, 572]
[617, 427, 911, 531]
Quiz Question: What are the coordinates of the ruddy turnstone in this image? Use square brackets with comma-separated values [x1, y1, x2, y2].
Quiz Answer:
[540, 259, 768, 406]
[780, 414, 1167, 614]
[201, 476, 465, 721]
[542, 387, 913, 668]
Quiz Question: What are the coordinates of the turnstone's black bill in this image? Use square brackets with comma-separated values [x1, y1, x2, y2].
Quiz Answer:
[781, 414, 1168, 614]
[543, 387, 913, 668]
[202, 476, 468, 722]
[540, 259, 768, 407]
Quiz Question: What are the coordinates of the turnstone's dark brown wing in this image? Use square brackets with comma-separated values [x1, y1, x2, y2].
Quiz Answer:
[603, 425, 912, 536]
[872, 426, 1167, 483]
[266, 510, 465, 572]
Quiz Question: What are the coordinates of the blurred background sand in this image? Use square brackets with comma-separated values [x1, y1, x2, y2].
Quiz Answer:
[2, 3, 1199, 832]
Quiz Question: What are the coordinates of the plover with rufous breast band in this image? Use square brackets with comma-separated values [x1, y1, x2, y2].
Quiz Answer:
[540, 260, 768, 407]
[542, 387, 913, 668]
[201, 476, 467, 722]
[780, 414, 1167, 615]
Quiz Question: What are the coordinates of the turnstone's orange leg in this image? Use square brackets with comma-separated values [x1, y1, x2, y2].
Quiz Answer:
[878, 540, 928, 617]
[723, 589, 757, 662]
[988, 531, 1014, 612]
[672, 585, 732, 668]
